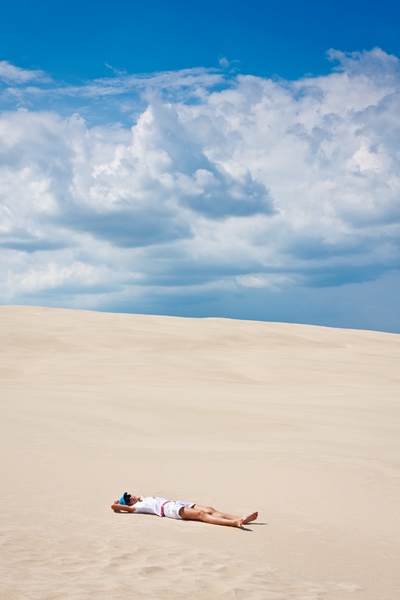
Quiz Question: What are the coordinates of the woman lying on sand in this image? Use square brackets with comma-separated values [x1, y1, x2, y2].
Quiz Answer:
[111, 493, 258, 528]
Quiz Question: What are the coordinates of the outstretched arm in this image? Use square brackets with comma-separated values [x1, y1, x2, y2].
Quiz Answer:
[111, 500, 135, 513]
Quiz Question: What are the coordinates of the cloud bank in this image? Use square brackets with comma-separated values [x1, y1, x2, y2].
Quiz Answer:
[0, 49, 399, 331]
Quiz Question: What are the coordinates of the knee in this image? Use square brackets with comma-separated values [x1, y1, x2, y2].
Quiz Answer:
[205, 506, 215, 513]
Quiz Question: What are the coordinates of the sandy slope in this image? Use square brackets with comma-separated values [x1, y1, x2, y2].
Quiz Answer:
[0, 306, 399, 600]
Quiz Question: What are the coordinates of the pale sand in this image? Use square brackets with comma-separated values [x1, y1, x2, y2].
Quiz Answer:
[1, 306, 399, 599]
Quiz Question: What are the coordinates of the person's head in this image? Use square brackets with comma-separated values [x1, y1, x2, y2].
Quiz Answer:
[119, 492, 132, 505]
[119, 492, 138, 506]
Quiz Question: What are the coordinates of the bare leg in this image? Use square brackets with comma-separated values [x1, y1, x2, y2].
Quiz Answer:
[180, 506, 258, 527]
[193, 504, 240, 521]
[193, 505, 258, 524]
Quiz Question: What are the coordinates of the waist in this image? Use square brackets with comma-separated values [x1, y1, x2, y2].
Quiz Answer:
[160, 500, 171, 516]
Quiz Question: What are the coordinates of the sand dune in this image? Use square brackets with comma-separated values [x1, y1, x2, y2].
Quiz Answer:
[1, 306, 399, 599]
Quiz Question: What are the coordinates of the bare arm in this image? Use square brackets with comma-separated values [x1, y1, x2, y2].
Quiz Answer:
[111, 500, 135, 513]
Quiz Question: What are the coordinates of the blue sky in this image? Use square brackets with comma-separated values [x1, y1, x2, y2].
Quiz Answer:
[1, 0, 400, 80]
[0, 1, 399, 332]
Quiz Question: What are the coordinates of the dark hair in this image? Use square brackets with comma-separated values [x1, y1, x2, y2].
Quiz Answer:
[123, 492, 131, 504]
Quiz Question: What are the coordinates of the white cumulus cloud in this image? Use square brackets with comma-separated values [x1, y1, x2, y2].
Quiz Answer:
[0, 49, 399, 330]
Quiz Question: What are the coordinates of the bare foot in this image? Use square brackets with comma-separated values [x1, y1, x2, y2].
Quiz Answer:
[241, 511, 258, 526]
